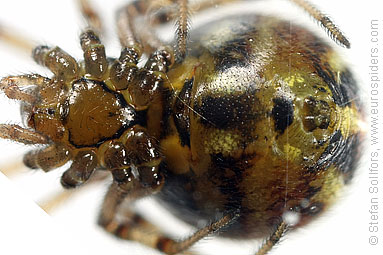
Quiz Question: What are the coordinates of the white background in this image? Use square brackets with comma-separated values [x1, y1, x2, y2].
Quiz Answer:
[0, 0, 382, 255]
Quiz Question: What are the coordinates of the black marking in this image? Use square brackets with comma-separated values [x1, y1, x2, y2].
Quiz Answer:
[310, 130, 343, 172]
[306, 186, 322, 199]
[300, 38, 359, 108]
[338, 133, 362, 183]
[160, 88, 175, 138]
[318, 87, 327, 93]
[214, 35, 252, 71]
[173, 78, 193, 147]
[312, 62, 358, 108]
[271, 97, 294, 134]
[195, 93, 258, 130]
[301, 202, 324, 216]
[313, 62, 343, 107]
[156, 163, 211, 226]
[309, 130, 361, 179]
[210, 154, 246, 211]
[339, 69, 360, 108]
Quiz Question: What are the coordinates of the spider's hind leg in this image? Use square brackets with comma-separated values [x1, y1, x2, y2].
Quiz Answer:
[99, 182, 240, 255]
[289, 0, 350, 48]
[254, 220, 289, 255]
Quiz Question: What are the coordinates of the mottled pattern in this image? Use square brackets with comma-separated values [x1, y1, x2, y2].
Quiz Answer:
[159, 14, 362, 239]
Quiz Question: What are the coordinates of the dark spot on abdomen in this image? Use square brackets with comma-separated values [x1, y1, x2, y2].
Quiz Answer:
[271, 97, 294, 134]
[195, 93, 257, 129]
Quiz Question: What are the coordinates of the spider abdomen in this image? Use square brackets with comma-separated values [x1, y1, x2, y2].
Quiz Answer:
[158, 15, 362, 238]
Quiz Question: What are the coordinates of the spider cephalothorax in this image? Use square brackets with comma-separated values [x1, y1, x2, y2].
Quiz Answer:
[3, 29, 173, 191]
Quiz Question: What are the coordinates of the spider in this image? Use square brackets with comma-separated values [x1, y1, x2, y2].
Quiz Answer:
[0, 0, 366, 255]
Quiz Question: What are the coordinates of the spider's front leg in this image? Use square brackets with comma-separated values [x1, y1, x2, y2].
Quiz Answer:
[0, 74, 51, 145]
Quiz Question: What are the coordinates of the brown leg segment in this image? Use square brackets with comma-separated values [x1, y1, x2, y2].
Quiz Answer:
[0, 23, 36, 53]
[156, 211, 239, 254]
[99, 183, 239, 254]
[289, 0, 350, 48]
[80, 29, 108, 79]
[0, 74, 50, 103]
[78, 0, 103, 34]
[116, 2, 145, 49]
[147, 0, 238, 26]
[77, 1, 108, 79]
[0, 160, 27, 177]
[98, 181, 150, 229]
[60, 150, 98, 188]
[145, 0, 350, 51]
[0, 124, 48, 145]
[255, 221, 289, 255]
[174, 0, 189, 62]
[40, 171, 110, 213]
[32, 46, 79, 82]
[116, 0, 167, 53]
[23, 144, 70, 172]
[117, 0, 190, 58]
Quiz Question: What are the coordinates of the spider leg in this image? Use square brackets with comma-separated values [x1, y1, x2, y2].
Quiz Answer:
[116, 0, 189, 61]
[255, 220, 289, 255]
[174, 0, 189, 62]
[80, 29, 108, 79]
[77, 0, 109, 80]
[0, 74, 50, 103]
[116, 0, 168, 54]
[99, 182, 239, 254]
[78, 0, 103, 34]
[0, 160, 27, 177]
[289, 0, 350, 48]
[0, 23, 36, 53]
[60, 150, 98, 188]
[0, 124, 49, 145]
[23, 144, 70, 172]
[40, 171, 109, 213]
[148, 0, 350, 49]
[147, 0, 237, 27]
[32, 45, 80, 82]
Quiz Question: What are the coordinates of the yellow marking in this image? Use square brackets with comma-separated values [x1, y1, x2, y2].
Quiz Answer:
[336, 105, 360, 139]
[104, 78, 117, 92]
[284, 74, 305, 88]
[311, 165, 344, 206]
[204, 130, 240, 156]
[165, 56, 199, 91]
[283, 144, 301, 160]
[160, 135, 191, 174]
